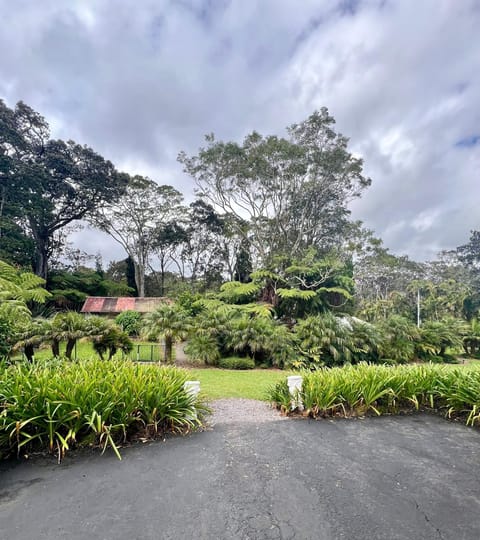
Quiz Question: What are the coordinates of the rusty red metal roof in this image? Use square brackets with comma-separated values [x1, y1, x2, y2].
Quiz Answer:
[81, 297, 171, 314]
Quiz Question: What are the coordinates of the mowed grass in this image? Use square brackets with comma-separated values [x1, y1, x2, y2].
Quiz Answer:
[186, 368, 288, 401]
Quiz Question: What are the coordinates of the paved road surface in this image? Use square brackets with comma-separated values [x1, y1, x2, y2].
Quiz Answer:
[1, 412, 479, 539]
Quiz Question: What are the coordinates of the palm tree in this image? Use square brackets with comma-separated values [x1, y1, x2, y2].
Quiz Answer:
[51, 312, 89, 360]
[418, 318, 465, 358]
[91, 324, 133, 360]
[296, 313, 354, 367]
[225, 315, 275, 360]
[463, 318, 480, 357]
[378, 315, 419, 363]
[143, 304, 191, 363]
[0, 261, 51, 359]
[184, 334, 220, 365]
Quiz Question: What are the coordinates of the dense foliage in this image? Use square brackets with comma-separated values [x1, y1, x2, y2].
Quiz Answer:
[0, 100, 127, 279]
[218, 356, 255, 370]
[115, 310, 142, 336]
[0, 358, 205, 460]
[269, 364, 480, 427]
[2, 101, 480, 370]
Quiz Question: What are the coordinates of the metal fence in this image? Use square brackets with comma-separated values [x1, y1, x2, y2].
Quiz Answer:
[127, 343, 164, 362]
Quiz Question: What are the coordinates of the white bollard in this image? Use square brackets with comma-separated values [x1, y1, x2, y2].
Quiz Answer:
[184, 380, 201, 399]
[287, 375, 303, 411]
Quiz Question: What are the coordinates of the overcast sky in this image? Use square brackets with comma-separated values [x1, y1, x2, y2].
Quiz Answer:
[1, 0, 479, 263]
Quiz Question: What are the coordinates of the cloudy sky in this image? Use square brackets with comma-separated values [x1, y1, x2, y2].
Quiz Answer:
[1, 0, 479, 262]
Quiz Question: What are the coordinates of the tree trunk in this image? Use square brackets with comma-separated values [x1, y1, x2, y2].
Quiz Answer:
[34, 237, 49, 280]
[29, 222, 50, 279]
[164, 337, 173, 363]
[160, 258, 165, 296]
[24, 344, 35, 362]
[134, 261, 145, 297]
[66, 339, 76, 360]
[52, 339, 60, 357]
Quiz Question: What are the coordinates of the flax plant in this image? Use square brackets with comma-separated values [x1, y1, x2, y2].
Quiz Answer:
[0, 358, 206, 461]
[269, 363, 480, 426]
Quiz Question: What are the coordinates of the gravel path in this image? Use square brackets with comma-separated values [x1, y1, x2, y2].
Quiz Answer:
[207, 398, 287, 425]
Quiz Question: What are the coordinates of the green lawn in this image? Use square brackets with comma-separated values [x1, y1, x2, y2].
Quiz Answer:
[445, 358, 480, 369]
[186, 368, 288, 401]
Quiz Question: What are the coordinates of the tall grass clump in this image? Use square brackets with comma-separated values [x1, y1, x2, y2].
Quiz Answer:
[269, 363, 480, 426]
[0, 358, 206, 461]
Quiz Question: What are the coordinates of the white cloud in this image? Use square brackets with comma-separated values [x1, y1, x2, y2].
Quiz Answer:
[1, 0, 479, 261]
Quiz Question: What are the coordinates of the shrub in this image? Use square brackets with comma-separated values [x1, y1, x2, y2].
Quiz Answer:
[295, 313, 351, 367]
[224, 315, 276, 360]
[184, 334, 221, 365]
[190, 307, 292, 367]
[0, 358, 206, 461]
[295, 313, 382, 367]
[269, 324, 298, 368]
[417, 318, 465, 359]
[219, 356, 255, 370]
[268, 363, 480, 426]
[115, 310, 142, 336]
[378, 315, 419, 364]
[348, 316, 383, 363]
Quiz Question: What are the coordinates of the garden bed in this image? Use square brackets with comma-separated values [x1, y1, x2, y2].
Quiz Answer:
[269, 363, 480, 426]
[0, 358, 207, 461]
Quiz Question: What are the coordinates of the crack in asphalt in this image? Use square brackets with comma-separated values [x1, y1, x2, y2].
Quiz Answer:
[413, 498, 445, 540]
[218, 419, 308, 540]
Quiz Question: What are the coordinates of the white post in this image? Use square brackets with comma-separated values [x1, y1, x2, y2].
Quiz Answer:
[184, 380, 201, 399]
[184, 380, 201, 422]
[287, 375, 303, 411]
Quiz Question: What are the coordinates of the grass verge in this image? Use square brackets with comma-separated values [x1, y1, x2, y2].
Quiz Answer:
[186, 368, 287, 401]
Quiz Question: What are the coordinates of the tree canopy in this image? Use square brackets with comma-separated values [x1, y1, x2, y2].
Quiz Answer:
[0, 100, 127, 279]
[93, 175, 183, 297]
[179, 108, 371, 269]
[2, 99, 480, 366]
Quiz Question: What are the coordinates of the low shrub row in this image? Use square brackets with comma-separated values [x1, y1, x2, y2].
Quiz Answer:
[218, 356, 255, 370]
[269, 363, 480, 425]
[0, 358, 206, 461]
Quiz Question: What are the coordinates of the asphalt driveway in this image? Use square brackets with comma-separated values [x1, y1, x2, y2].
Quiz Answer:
[1, 413, 479, 539]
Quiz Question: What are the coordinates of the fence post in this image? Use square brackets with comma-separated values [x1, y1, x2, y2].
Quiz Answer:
[287, 375, 303, 411]
[184, 381, 201, 421]
[184, 380, 201, 398]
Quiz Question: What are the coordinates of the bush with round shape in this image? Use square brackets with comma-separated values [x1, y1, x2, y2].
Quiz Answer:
[115, 310, 142, 336]
[219, 356, 255, 370]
